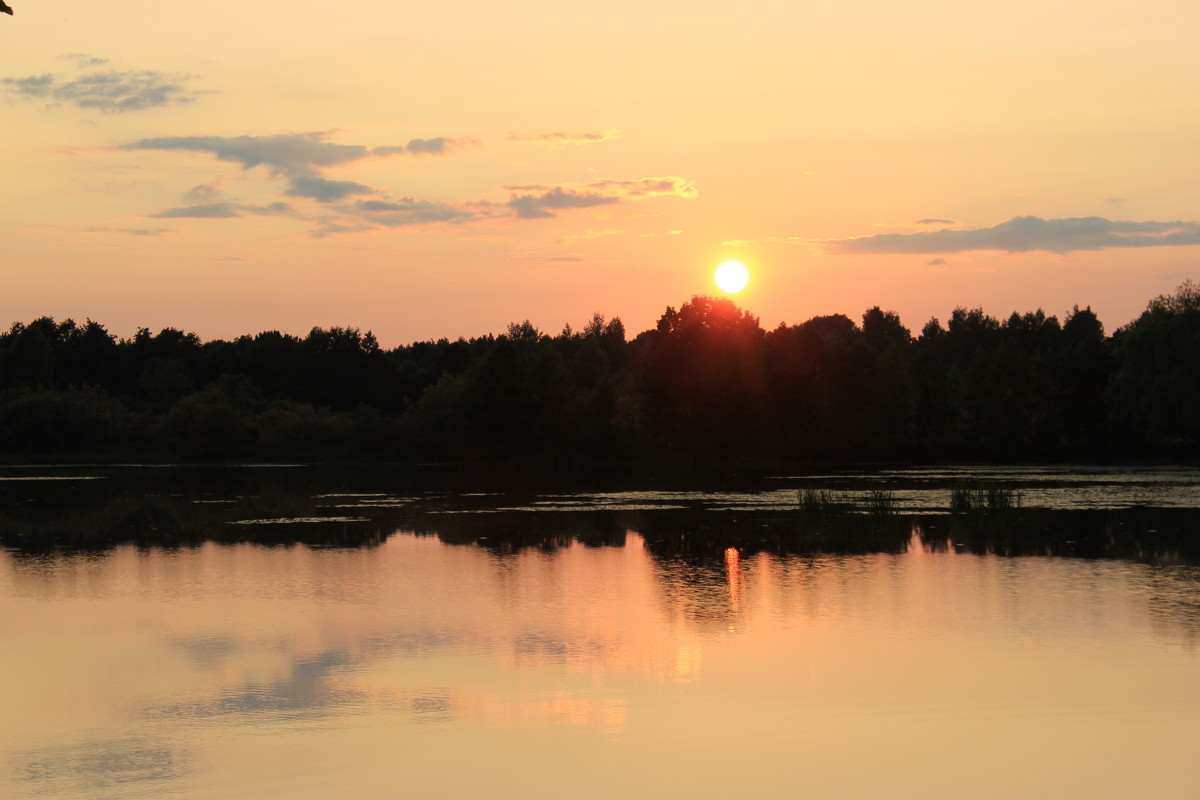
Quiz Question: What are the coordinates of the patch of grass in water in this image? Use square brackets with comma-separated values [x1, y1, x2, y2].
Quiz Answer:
[797, 489, 849, 515]
[950, 483, 1022, 512]
[798, 488, 897, 516]
[863, 488, 898, 516]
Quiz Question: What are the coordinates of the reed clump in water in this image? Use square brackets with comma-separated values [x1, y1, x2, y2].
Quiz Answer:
[797, 489, 849, 515]
[863, 488, 898, 516]
[950, 483, 1022, 512]
[797, 488, 897, 516]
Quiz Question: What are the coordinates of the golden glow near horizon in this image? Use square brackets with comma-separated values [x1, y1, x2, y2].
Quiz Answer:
[715, 261, 750, 294]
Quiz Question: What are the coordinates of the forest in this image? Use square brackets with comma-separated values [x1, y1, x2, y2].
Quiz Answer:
[1, 281, 1197, 464]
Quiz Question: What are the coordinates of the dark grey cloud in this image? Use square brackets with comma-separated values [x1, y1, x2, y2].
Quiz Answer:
[2, 66, 199, 113]
[285, 176, 374, 202]
[915, 218, 956, 225]
[508, 187, 620, 219]
[928, 257, 948, 266]
[830, 215, 1200, 255]
[507, 130, 620, 148]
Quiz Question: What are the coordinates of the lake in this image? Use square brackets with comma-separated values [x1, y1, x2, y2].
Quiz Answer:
[2, 464, 1199, 799]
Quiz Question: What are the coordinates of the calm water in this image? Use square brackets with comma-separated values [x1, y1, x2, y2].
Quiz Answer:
[2, 466, 1199, 799]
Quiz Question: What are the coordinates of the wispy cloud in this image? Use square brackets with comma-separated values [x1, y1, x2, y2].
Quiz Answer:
[152, 202, 241, 219]
[829, 215, 1200, 255]
[79, 226, 172, 236]
[126, 131, 474, 209]
[372, 136, 478, 157]
[508, 188, 620, 219]
[507, 130, 621, 148]
[504, 177, 697, 219]
[125, 130, 691, 235]
[127, 132, 372, 179]
[60, 54, 112, 68]
[3, 57, 201, 113]
[351, 198, 490, 226]
[284, 176, 375, 202]
[151, 201, 292, 219]
[915, 218, 956, 226]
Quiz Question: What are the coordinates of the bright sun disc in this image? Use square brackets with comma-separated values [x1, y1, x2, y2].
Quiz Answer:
[715, 261, 749, 293]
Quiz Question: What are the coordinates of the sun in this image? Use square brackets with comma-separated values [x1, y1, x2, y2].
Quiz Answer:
[714, 260, 749, 293]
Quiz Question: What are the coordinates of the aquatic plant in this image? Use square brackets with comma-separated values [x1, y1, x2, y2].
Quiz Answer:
[863, 488, 898, 516]
[797, 488, 850, 514]
[950, 483, 1022, 512]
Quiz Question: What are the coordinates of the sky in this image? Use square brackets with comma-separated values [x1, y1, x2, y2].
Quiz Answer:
[4, 0, 1200, 345]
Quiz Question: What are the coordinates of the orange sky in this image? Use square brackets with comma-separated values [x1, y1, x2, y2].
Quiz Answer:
[4, 0, 1200, 344]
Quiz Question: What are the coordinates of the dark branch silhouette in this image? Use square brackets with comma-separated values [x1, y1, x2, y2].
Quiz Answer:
[0, 2, 13, 16]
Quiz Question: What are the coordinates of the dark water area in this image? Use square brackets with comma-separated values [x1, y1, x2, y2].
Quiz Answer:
[3, 463, 1199, 564]
[2, 464, 1199, 799]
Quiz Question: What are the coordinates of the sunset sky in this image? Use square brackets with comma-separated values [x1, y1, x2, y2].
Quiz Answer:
[4, 0, 1199, 345]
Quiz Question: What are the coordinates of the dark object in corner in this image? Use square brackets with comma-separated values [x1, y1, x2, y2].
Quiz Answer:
[0, 2, 13, 15]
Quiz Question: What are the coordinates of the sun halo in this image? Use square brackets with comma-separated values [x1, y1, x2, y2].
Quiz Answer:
[714, 260, 749, 294]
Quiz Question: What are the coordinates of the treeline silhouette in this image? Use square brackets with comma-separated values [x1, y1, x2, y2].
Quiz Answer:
[2, 281, 1197, 462]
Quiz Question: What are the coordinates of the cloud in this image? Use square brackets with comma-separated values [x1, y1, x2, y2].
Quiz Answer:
[80, 226, 172, 236]
[2, 64, 200, 113]
[185, 178, 225, 201]
[915, 218, 956, 225]
[504, 177, 697, 219]
[126, 129, 691, 234]
[351, 197, 482, 226]
[242, 202, 294, 216]
[150, 201, 293, 219]
[285, 176, 375, 202]
[584, 177, 698, 198]
[127, 132, 371, 177]
[59, 53, 111, 68]
[508, 188, 619, 219]
[928, 257, 948, 266]
[372, 136, 478, 157]
[152, 202, 241, 219]
[507, 130, 621, 148]
[828, 215, 1200, 255]
[128, 131, 479, 211]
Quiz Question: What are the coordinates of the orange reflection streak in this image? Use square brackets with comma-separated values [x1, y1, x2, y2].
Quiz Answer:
[724, 547, 741, 618]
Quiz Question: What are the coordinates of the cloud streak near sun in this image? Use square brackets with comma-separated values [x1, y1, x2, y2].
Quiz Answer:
[829, 216, 1200, 255]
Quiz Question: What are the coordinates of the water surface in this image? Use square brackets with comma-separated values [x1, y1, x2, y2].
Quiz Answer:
[2, 465, 1198, 799]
